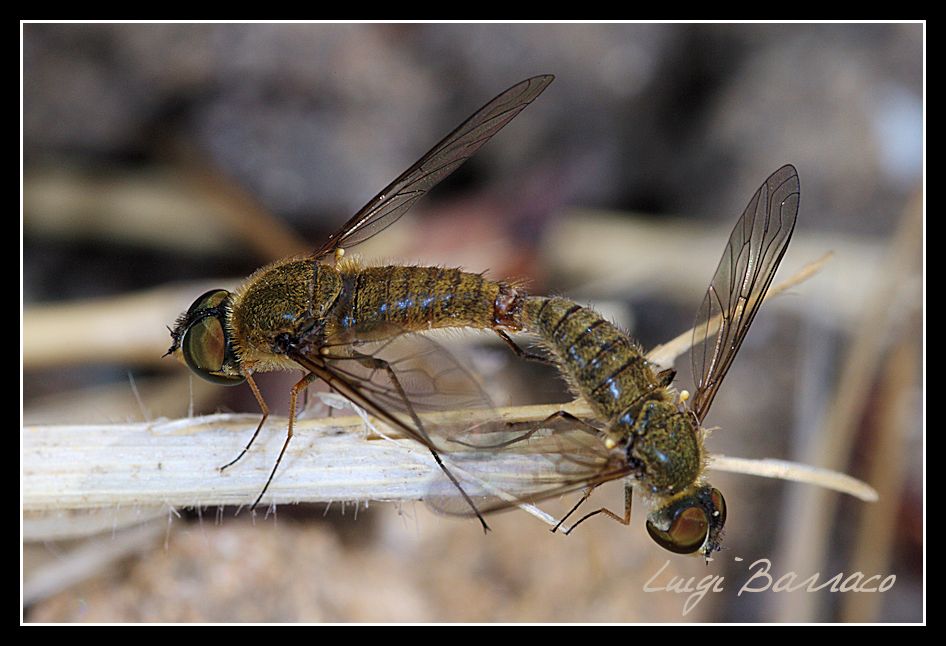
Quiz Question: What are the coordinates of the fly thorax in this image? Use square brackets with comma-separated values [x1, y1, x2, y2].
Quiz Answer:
[624, 400, 703, 495]
[230, 258, 337, 355]
[310, 263, 344, 319]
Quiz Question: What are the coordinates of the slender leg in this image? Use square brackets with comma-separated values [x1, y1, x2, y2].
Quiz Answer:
[219, 373, 269, 472]
[250, 372, 319, 511]
[530, 409, 601, 436]
[495, 330, 555, 365]
[552, 487, 597, 533]
[458, 409, 601, 450]
[556, 481, 633, 535]
[300, 370, 310, 413]
[361, 352, 492, 532]
[308, 350, 492, 533]
[423, 444, 491, 534]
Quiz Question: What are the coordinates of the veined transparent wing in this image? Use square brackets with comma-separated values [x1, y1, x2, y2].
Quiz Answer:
[690, 164, 800, 422]
[311, 75, 554, 260]
[286, 331, 501, 528]
[289, 330, 494, 449]
[426, 413, 632, 517]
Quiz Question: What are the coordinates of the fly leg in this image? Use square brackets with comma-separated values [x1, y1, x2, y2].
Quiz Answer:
[464, 409, 600, 450]
[455, 408, 622, 535]
[553, 481, 633, 535]
[219, 372, 269, 472]
[300, 370, 310, 414]
[494, 330, 555, 366]
[534, 409, 602, 435]
[250, 372, 320, 511]
[324, 349, 492, 534]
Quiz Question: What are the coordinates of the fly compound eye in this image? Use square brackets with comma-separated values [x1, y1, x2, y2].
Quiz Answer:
[188, 288, 231, 314]
[646, 502, 710, 554]
[645, 487, 727, 555]
[178, 289, 245, 386]
[709, 488, 727, 528]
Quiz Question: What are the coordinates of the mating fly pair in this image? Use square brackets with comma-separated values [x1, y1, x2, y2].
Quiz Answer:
[166, 75, 799, 558]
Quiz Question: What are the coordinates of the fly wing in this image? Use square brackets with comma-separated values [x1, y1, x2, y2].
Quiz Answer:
[290, 331, 494, 449]
[425, 414, 632, 517]
[288, 330, 630, 519]
[690, 165, 800, 422]
[310, 75, 554, 260]
[321, 332, 493, 421]
[288, 331, 507, 528]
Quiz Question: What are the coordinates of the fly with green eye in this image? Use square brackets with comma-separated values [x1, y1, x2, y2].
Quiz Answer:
[425, 165, 799, 559]
[166, 76, 555, 526]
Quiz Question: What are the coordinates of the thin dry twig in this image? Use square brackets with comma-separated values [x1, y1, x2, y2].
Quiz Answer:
[707, 455, 877, 502]
[23, 398, 875, 516]
[21, 401, 592, 513]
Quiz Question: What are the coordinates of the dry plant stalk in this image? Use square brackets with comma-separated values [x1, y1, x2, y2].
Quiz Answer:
[22, 398, 875, 515]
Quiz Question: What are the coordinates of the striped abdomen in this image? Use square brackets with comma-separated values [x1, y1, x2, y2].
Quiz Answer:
[521, 296, 670, 427]
[330, 265, 516, 339]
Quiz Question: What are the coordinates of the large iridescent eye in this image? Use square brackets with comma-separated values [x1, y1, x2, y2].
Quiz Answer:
[646, 487, 726, 555]
[179, 290, 245, 386]
[187, 289, 231, 314]
[709, 488, 727, 528]
[646, 503, 710, 554]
